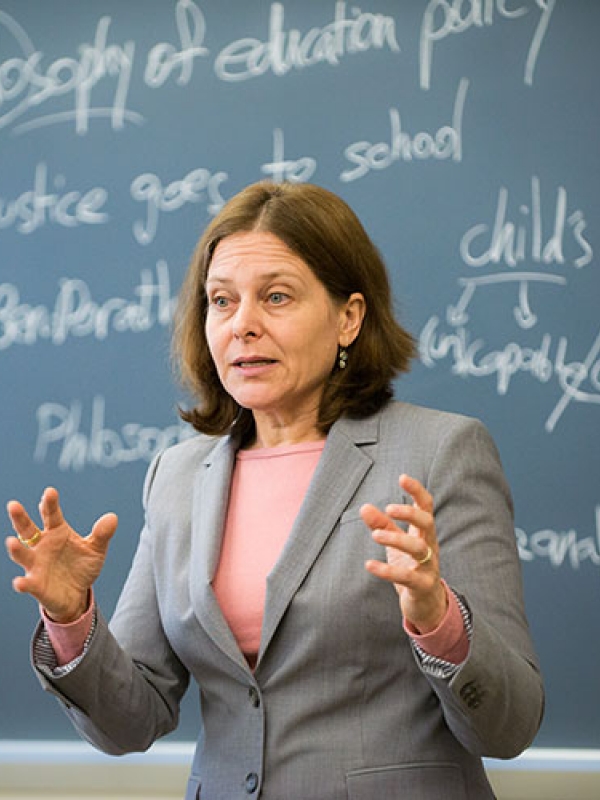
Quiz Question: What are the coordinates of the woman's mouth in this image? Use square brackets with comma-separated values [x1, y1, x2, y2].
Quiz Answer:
[236, 360, 274, 367]
[232, 357, 278, 371]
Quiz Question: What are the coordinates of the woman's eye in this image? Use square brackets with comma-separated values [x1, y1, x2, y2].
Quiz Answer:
[268, 292, 288, 305]
[211, 296, 229, 309]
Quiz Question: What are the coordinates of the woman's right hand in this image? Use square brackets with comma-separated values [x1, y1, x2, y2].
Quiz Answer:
[5, 487, 118, 624]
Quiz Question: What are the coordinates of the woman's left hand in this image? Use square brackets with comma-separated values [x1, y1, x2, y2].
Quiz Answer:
[360, 473, 447, 634]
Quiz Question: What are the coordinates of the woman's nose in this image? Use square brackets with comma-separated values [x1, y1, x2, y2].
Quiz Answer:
[232, 298, 262, 339]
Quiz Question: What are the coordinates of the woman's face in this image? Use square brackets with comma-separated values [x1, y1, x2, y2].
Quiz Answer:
[205, 230, 364, 441]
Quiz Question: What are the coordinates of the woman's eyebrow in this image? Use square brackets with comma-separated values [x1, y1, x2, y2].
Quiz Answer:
[206, 270, 302, 285]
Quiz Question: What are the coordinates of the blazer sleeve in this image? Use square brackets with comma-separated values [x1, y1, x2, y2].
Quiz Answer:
[416, 415, 544, 758]
[32, 452, 191, 755]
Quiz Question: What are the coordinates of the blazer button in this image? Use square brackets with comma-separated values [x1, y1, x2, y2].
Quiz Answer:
[459, 680, 485, 708]
[245, 772, 259, 793]
[248, 686, 260, 708]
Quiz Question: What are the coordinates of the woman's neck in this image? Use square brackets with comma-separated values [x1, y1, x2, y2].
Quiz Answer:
[246, 410, 326, 450]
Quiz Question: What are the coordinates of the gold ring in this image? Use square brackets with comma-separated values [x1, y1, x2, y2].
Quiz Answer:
[416, 545, 433, 566]
[17, 527, 42, 548]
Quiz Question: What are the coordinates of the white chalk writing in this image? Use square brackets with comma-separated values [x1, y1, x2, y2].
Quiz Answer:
[0, 1, 406, 138]
[419, 0, 556, 91]
[546, 329, 600, 433]
[447, 272, 567, 331]
[34, 395, 193, 471]
[213, 1, 400, 82]
[0, 262, 175, 350]
[516, 506, 600, 570]
[0, 162, 108, 234]
[0, 11, 138, 135]
[130, 167, 228, 245]
[420, 175, 598, 431]
[419, 319, 600, 431]
[460, 177, 593, 273]
[144, 0, 209, 87]
[340, 78, 468, 182]
[261, 128, 317, 183]
[0, 1, 211, 136]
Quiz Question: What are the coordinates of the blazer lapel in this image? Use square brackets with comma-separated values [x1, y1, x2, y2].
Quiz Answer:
[257, 414, 379, 665]
[190, 434, 250, 673]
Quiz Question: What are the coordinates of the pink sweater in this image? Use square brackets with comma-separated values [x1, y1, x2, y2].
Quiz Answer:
[45, 441, 467, 667]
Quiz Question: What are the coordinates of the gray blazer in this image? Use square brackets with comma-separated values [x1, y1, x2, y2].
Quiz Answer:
[36, 401, 544, 800]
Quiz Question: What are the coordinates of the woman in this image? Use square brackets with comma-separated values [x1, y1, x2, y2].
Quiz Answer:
[6, 182, 543, 800]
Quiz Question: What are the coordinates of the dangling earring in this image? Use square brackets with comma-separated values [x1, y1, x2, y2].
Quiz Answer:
[338, 347, 348, 370]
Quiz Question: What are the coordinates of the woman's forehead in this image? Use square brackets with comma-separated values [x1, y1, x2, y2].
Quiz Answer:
[207, 231, 311, 280]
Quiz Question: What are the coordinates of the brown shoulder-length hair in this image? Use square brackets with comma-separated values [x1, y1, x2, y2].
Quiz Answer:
[173, 181, 416, 441]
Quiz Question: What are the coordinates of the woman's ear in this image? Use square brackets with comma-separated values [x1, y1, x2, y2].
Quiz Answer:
[339, 293, 366, 347]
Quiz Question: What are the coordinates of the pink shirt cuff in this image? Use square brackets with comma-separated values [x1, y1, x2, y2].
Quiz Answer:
[404, 581, 469, 665]
[41, 592, 94, 667]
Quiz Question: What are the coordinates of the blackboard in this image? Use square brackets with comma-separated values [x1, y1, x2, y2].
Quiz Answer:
[1, 0, 598, 751]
